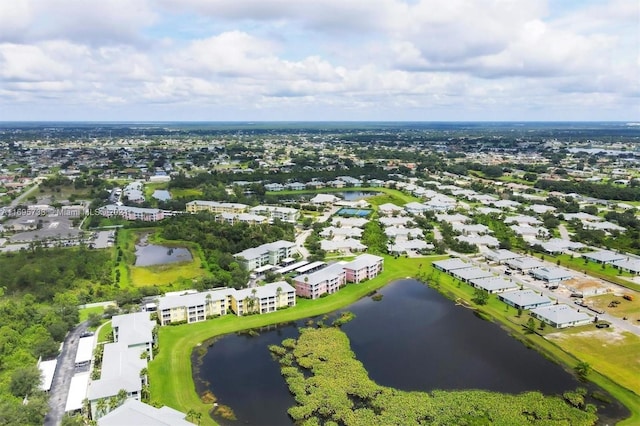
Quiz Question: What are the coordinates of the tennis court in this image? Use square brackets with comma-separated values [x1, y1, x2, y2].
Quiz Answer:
[336, 208, 372, 217]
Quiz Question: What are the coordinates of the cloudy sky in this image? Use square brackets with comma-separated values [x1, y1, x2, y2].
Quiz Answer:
[0, 0, 638, 121]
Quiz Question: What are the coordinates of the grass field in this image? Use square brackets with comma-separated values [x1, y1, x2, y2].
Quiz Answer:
[97, 321, 112, 343]
[148, 254, 640, 425]
[170, 188, 203, 198]
[118, 228, 209, 289]
[547, 328, 640, 395]
[79, 305, 105, 323]
[267, 186, 421, 207]
[589, 294, 640, 321]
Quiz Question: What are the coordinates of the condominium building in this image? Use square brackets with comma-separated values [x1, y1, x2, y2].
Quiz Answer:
[229, 281, 296, 316]
[234, 240, 297, 271]
[342, 254, 384, 283]
[157, 289, 234, 326]
[186, 200, 248, 214]
[294, 262, 346, 299]
[97, 205, 165, 222]
[248, 205, 299, 223]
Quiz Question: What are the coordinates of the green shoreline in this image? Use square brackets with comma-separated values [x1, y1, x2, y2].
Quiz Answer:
[148, 255, 639, 426]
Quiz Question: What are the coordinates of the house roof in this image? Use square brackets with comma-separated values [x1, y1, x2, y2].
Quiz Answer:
[499, 289, 551, 308]
[158, 288, 234, 311]
[583, 250, 626, 263]
[531, 304, 591, 325]
[87, 345, 147, 400]
[505, 257, 545, 270]
[432, 258, 473, 271]
[470, 276, 519, 292]
[483, 249, 523, 262]
[98, 400, 192, 426]
[452, 267, 493, 281]
[530, 267, 574, 281]
[612, 258, 640, 273]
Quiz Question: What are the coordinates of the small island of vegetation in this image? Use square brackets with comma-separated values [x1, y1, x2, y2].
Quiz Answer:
[270, 327, 598, 426]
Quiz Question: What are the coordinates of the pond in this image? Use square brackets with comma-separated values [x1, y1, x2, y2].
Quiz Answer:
[194, 279, 627, 425]
[134, 235, 192, 266]
[152, 189, 172, 201]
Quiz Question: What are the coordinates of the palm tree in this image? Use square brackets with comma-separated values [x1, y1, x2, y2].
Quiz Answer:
[95, 398, 108, 419]
[205, 293, 212, 316]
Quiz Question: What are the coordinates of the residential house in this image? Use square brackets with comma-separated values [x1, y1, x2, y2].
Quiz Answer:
[530, 304, 591, 328]
[498, 289, 552, 310]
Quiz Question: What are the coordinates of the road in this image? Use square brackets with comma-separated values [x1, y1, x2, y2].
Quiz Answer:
[558, 224, 570, 240]
[44, 321, 89, 426]
[295, 229, 311, 259]
[452, 251, 640, 337]
[2, 183, 40, 211]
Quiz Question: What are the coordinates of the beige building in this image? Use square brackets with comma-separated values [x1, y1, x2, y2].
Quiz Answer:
[230, 281, 296, 316]
[157, 289, 235, 325]
[186, 200, 248, 214]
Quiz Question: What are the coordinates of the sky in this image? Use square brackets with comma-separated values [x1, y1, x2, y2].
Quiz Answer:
[0, 0, 638, 121]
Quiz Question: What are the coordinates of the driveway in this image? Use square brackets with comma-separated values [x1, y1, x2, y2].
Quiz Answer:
[44, 321, 89, 426]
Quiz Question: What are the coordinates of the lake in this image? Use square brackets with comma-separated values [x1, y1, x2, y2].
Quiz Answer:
[194, 279, 627, 425]
[134, 235, 192, 266]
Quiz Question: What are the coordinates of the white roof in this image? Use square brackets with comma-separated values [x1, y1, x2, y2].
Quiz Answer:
[88, 345, 147, 400]
[433, 258, 473, 271]
[499, 289, 551, 308]
[296, 261, 327, 274]
[158, 288, 234, 311]
[294, 262, 346, 286]
[39, 359, 58, 391]
[470, 276, 519, 292]
[112, 312, 155, 347]
[452, 267, 493, 281]
[233, 281, 295, 300]
[583, 250, 626, 263]
[612, 258, 640, 273]
[531, 304, 591, 325]
[531, 267, 574, 281]
[98, 400, 192, 426]
[343, 253, 383, 271]
[75, 336, 95, 365]
[65, 372, 90, 412]
[321, 239, 367, 252]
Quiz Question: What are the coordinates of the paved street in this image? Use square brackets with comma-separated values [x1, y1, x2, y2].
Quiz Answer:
[44, 321, 89, 426]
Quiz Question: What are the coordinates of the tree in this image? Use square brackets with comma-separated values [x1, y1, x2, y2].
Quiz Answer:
[525, 318, 536, 334]
[96, 398, 108, 419]
[9, 366, 42, 397]
[575, 361, 591, 381]
[471, 289, 489, 306]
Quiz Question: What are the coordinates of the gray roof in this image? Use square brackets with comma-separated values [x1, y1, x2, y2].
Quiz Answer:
[294, 262, 346, 286]
[342, 253, 383, 271]
[452, 267, 493, 281]
[612, 258, 640, 273]
[484, 249, 523, 262]
[530, 267, 574, 281]
[98, 399, 192, 426]
[499, 289, 551, 308]
[234, 240, 296, 260]
[531, 304, 591, 325]
[505, 257, 545, 270]
[470, 276, 519, 292]
[583, 250, 626, 263]
[158, 288, 234, 311]
[112, 312, 155, 347]
[433, 258, 473, 271]
[233, 281, 295, 300]
[88, 345, 146, 400]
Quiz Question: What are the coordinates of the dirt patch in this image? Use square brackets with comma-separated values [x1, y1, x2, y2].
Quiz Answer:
[547, 328, 627, 346]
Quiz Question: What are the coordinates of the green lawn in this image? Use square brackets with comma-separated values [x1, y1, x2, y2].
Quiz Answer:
[148, 255, 640, 425]
[97, 321, 112, 343]
[267, 187, 420, 206]
[170, 188, 203, 198]
[79, 306, 104, 323]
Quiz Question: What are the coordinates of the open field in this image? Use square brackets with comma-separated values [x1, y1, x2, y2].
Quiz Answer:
[589, 293, 640, 321]
[267, 186, 421, 206]
[547, 328, 640, 395]
[97, 321, 112, 343]
[79, 305, 104, 323]
[170, 188, 203, 198]
[129, 256, 204, 288]
[148, 254, 640, 425]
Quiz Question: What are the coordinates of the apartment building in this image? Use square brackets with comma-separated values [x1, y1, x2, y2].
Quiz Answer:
[294, 262, 347, 299]
[230, 281, 296, 316]
[157, 289, 234, 326]
[97, 205, 165, 222]
[186, 200, 248, 214]
[342, 254, 384, 283]
[248, 205, 299, 223]
[234, 240, 297, 271]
